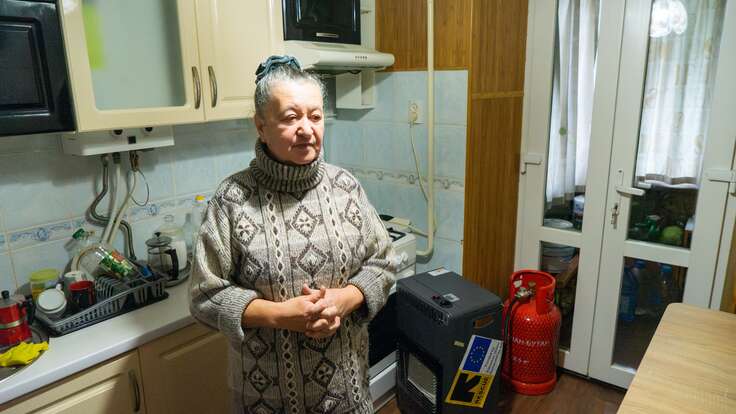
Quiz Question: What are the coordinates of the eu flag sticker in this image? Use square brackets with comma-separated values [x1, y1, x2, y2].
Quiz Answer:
[462, 336, 492, 373]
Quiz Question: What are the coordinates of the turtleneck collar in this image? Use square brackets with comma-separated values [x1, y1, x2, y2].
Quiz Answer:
[250, 140, 325, 193]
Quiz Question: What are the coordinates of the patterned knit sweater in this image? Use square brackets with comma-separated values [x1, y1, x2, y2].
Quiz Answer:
[190, 141, 396, 414]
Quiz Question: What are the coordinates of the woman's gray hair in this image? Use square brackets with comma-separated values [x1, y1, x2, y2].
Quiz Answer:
[254, 64, 326, 118]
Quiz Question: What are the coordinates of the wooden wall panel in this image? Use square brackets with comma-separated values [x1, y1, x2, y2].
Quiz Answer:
[470, 0, 528, 94]
[375, 0, 471, 71]
[463, 97, 524, 297]
[463, 0, 529, 299]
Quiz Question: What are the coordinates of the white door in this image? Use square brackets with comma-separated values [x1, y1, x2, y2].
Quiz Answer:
[59, 0, 204, 132]
[516, 0, 628, 376]
[195, 0, 284, 121]
[589, 0, 736, 388]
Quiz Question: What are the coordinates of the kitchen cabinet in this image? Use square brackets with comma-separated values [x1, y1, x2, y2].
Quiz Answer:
[59, 0, 284, 132]
[0, 323, 229, 413]
[0, 351, 146, 414]
[515, 0, 736, 389]
[138, 323, 231, 414]
[195, 0, 284, 121]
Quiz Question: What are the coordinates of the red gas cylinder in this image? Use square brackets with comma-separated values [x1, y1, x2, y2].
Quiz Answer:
[502, 270, 561, 395]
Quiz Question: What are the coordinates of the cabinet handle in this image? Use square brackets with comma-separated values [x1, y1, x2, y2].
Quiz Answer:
[208, 65, 218, 108]
[192, 66, 202, 109]
[129, 370, 142, 412]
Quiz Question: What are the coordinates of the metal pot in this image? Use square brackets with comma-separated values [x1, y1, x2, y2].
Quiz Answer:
[0, 290, 33, 348]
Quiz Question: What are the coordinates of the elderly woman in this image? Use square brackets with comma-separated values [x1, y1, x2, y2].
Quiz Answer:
[190, 55, 395, 414]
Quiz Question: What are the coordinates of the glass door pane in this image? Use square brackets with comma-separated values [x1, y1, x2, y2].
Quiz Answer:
[539, 243, 579, 351]
[613, 257, 686, 370]
[82, 0, 186, 110]
[626, 0, 726, 248]
[544, 0, 601, 232]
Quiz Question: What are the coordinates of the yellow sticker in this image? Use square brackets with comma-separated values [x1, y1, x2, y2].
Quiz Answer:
[445, 370, 494, 408]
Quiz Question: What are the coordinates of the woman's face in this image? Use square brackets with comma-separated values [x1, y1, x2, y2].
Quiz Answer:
[255, 79, 324, 165]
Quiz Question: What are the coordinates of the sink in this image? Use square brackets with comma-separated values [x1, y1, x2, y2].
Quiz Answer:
[0, 326, 49, 384]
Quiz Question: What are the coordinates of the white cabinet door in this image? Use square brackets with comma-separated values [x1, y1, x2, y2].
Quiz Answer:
[515, 0, 627, 376]
[0, 351, 145, 414]
[195, 0, 285, 121]
[60, 0, 205, 132]
[589, 0, 736, 388]
[138, 323, 231, 414]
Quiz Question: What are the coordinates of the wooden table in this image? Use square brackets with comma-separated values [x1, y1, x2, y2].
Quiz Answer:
[618, 303, 736, 413]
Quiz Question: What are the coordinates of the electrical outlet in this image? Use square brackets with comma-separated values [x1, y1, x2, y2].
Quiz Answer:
[408, 100, 424, 124]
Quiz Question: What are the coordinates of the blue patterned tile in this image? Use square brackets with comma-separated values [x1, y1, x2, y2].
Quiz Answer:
[391, 72, 428, 123]
[0, 151, 101, 231]
[0, 252, 15, 292]
[11, 239, 69, 292]
[166, 133, 220, 196]
[435, 125, 467, 180]
[416, 237, 463, 275]
[434, 70, 468, 125]
[326, 120, 366, 166]
[133, 145, 176, 202]
[362, 122, 395, 170]
[9, 220, 75, 250]
[353, 72, 395, 122]
[212, 130, 257, 182]
[435, 189, 465, 242]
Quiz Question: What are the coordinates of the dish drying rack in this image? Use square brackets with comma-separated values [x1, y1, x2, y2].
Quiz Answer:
[36, 273, 168, 336]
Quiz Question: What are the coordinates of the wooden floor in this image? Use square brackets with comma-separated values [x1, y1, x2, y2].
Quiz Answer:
[377, 372, 625, 414]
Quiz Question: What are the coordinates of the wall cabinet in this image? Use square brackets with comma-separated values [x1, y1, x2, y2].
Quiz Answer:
[59, 0, 283, 132]
[0, 324, 230, 413]
[0, 351, 146, 414]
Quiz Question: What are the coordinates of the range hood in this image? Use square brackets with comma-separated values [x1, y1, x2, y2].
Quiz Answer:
[284, 41, 395, 72]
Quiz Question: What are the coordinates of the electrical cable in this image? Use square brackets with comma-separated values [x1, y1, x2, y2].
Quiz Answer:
[131, 170, 150, 207]
[409, 121, 429, 201]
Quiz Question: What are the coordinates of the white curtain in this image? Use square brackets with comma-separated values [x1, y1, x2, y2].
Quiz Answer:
[636, 0, 725, 188]
[546, 0, 599, 203]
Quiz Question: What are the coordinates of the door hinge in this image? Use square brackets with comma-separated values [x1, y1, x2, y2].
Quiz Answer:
[520, 153, 543, 175]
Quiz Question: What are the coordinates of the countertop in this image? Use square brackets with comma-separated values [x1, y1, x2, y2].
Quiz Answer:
[618, 303, 736, 414]
[0, 283, 194, 405]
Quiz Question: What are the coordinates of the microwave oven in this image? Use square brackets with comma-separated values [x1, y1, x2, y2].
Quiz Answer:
[0, 0, 75, 137]
[282, 0, 361, 45]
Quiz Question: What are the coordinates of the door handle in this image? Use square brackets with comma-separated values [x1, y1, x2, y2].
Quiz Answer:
[520, 153, 544, 175]
[615, 185, 646, 197]
[129, 370, 141, 412]
[208, 66, 218, 108]
[192, 66, 202, 109]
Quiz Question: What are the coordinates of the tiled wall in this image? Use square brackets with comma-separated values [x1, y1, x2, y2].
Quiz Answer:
[326, 70, 467, 274]
[0, 120, 257, 293]
[0, 70, 467, 294]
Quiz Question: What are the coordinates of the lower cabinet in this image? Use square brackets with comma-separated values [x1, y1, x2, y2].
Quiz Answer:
[138, 323, 231, 413]
[0, 351, 146, 414]
[0, 323, 230, 414]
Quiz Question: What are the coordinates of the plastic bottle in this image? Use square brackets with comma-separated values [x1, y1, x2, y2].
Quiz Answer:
[632, 260, 650, 316]
[659, 264, 676, 311]
[187, 195, 207, 254]
[156, 215, 188, 271]
[619, 265, 638, 323]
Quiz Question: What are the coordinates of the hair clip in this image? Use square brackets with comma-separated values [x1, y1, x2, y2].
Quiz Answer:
[255, 55, 302, 84]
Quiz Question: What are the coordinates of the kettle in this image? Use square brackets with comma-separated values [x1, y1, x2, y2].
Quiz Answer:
[0, 291, 34, 348]
[146, 233, 179, 281]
